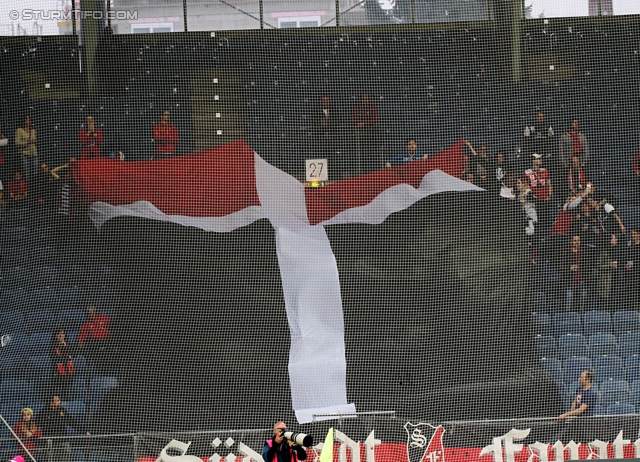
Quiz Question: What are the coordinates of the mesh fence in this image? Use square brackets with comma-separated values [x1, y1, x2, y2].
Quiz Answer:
[1, 1, 640, 462]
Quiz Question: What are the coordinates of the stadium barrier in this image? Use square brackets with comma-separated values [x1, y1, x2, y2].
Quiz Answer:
[4, 415, 640, 462]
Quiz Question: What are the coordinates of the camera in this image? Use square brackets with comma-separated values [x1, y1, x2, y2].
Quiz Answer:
[283, 430, 313, 447]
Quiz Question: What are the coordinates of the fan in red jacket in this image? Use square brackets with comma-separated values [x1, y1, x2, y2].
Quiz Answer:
[78, 306, 111, 347]
[153, 110, 179, 158]
[78, 115, 104, 159]
[12, 408, 41, 458]
[78, 306, 117, 373]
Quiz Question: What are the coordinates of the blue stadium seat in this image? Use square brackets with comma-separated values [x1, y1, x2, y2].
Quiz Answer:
[0, 226, 32, 247]
[594, 356, 625, 383]
[613, 311, 640, 335]
[62, 265, 87, 286]
[632, 381, 640, 405]
[536, 335, 557, 359]
[540, 358, 563, 384]
[30, 246, 57, 267]
[73, 355, 89, 380]
[563, 357, 592, 385]
[58, 309, 87, 332]
[619, 333, 640, 359]
[61, 400, 87, 434]
[87, 266, 113, 285]
[32, 266, 62, 288]
[0, 402, 22, 427]
[88, 287, 119, 311]
[0, 358, 25, 381]
[5, 208, 30, 226]
[589, 334, 618, 358]
[26, 310, 56, 334]
[532, 291, 547, 313]
[554, 312, 582, 337]
[68, 378, 88, 402]
[584, 311, 612, 336]
[0, 287, 29, 310]
[0, 310, 26, 335]
[89, 376, 118, 404]
[532, 313, 552, 336]
[0, 379, 34, 405]
[558, 335, 588, 360]
[1, 266, 32, 289]
[28, 332, 52, 357]
[0, 246, 30, 268]
[57, 287, 85, 310]
[27, 355, 52, 381]
[601, 380, 630, 406]
[607, 403, 636, 415]
[626, 356, 640, 384]
[592, 405, 606, 416]
[28, 288, 58, 311]
[1, 332, 29, 360]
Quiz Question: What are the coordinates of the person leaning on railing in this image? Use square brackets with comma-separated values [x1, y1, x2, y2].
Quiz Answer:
[35, 395, 89, 462]
[558, 370, 597, 420]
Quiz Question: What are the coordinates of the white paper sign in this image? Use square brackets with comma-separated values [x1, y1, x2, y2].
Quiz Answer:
[306, 159, 328, 181]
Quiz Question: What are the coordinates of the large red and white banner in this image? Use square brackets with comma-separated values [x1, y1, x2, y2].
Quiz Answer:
[73, 140, 480, 424]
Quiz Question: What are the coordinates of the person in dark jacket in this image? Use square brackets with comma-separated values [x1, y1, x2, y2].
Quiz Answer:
[35, 395, 89, 462]
[49, 329, 75, 400]
[262, 421, 307, 462]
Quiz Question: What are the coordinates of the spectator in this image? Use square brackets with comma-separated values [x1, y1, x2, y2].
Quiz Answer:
[490, 152, 510, 194]
[523, 155, 553, 230]
[552, 186, 593, 238]
[633, 150, 640, 177]
[385, 139, 426, 168]
[50, 328, 75, 400]
[34, 163, 58, 206]
[351, 93, 379, 172]
[0, 132, 7, 186]
[558, 370, 597, 420]
[463, 172, 475, 184]
[465, 141, 490, 190]
[0, 180, 5, 207]
[153, 110, 179, 159]
[12, 407, 41, 459]
[564, 155, 589, 197]
[559, 119, 589, 168]
[8, 172, 28, 203]
[516, 178, 538, 238]
[79, 307, 116, 374]
[564, 235, 587, 311]
[78, 116, 104, 160]
[36, 395, 89, 462]
[317, 95, 339, 154]
[15, 115, 38, 183]
[587, 194, 626, 241]
[523, 110, 554, 159]
[597, 234, 625, 306]
[625, 228, 640, 307]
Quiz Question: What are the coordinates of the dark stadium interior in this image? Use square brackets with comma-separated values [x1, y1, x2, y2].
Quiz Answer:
[1, 12, 640, 459]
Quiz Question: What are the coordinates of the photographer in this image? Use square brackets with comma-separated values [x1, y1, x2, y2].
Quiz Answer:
[262, 422, 307, 462]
